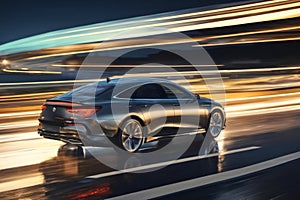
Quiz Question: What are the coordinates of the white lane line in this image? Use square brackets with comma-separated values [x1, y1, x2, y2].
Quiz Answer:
[108, 150, 300, 200]
[86, 146, 260, 179]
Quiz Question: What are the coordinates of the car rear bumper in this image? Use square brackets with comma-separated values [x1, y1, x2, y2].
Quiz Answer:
[38, 124, 114, 147]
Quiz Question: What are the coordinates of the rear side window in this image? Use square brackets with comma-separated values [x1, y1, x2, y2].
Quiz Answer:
[132, 84, 167, 99]
[55, 81, 112, 102]
[162, 84, 193, 99]
[116, 83, 168, 99]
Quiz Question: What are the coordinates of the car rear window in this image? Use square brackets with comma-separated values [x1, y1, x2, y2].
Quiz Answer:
[54, 81, 112, 103]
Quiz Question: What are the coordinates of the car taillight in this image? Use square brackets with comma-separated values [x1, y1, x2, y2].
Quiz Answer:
[66, 107, 100, 117]
[41, 105, 46, 111]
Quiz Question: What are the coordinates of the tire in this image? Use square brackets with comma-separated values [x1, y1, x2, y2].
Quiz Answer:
[206, 109, 224, 138]
[117, 119, 144, 152]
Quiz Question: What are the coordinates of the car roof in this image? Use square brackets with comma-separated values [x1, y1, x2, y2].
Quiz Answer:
[107, 77, 174, 86]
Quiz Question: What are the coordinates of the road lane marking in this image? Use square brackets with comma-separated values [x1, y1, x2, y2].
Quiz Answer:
[107, 150, 300, 200]
[0, 146, 259, 193]
[86, 146, 260, 179]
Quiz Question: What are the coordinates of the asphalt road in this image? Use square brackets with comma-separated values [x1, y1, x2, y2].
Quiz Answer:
[0, 93, 300, 199]
[0, 65, 299, 199]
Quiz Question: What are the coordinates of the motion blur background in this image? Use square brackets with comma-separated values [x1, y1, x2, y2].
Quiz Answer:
[0, 0, 300, 199]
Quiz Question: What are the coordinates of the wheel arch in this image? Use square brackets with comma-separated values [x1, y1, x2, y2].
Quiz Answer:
[205, 106, 225, 131]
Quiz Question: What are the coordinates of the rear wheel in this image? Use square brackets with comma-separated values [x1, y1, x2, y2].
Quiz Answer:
[118, 119, 144, 152]
[206, 110, 224, 138]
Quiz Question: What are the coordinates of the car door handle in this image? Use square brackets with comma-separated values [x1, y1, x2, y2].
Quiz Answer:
[173, 103, 180, 107]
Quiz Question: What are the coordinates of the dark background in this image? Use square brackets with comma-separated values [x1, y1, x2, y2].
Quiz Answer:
[0, 0, 254, 45]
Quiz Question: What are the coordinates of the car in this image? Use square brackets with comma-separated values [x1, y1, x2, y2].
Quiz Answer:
[38, 78, 225, 152]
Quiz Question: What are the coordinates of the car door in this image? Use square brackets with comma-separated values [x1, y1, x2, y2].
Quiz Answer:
[130, 83, 175, 135]
[161, 83, 202, 129]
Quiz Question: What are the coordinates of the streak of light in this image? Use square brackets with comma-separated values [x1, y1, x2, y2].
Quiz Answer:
[51, 64, 224, 68]
[0, 143, 63, 171]
[51, 64, 300, 73]
[206, 25, 300, 40]
[39, 3, 300, 41]
[40, 0, 289, 36]
[41, 2, 300, 43]
[228, 104, 300, 117]
[172, 7, 300, 32]
[2, 68, 62, 74]
[24, 25, 300, 61]
[0, 79, 101, 86]
[0, 91, 66, 100]
[0, 173, 44, 193]
[198, 36, 300, 47]
[227, 91, 300, 102]
[0, 68, 298, 90]
[144, 0, 289, 22]
[23, 39, 195, 60]
[1, 1, 299, 56]
[221, 66, 300, 73]
[24, 32, 300, 61]
[0, 120, 37, 131]
[0, 111, 40, 118]
[226, 98, 300, 113]
[0, 132, 40, 143]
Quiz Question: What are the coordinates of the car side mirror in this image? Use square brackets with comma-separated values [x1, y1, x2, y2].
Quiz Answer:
[194, 94, 200, 99]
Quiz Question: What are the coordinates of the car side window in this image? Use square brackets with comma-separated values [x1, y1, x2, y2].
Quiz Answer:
[162, 84, 193, 99]
[132, 83, 167, 99]
[116, 86, 138, 99]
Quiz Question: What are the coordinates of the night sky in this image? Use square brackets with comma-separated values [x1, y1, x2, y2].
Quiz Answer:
[0, 0, 252, 45]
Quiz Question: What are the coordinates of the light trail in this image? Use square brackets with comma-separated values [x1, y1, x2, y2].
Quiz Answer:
[0, 91, 66, 100]
[143, 0, 290, 22]
[0, 131, 40, 143]
[22, 25, 300, 61]
[41, 0, 289, 36]
[199, 36, 300, 47]
[51, 64, 224, 68]
[172, 7, 300, 32]
[49, 65, 300, 73]
[0, 120, 38, 131]
[2, 69, 62, 74]
[41, 2, 300, 43]
[204, 25, 300, 40]
[0, 0, 299, 56]
[0, 111, 40, 118]
[226, 98, 300, 113]
[228, 104, 300, 117]
[227, 91, 300, 102]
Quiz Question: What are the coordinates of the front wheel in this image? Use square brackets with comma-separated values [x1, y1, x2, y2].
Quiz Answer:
[118, 119, 144, 152]
[206, 110, 224, 138]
